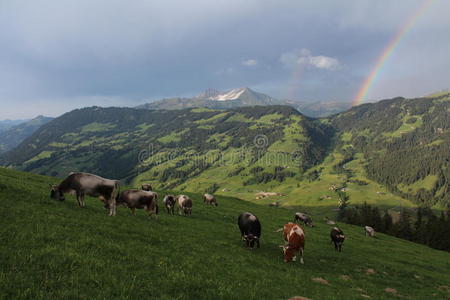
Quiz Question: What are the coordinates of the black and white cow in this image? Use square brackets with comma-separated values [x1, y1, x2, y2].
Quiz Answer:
[294, 212, 314, 227]
[50, 172, 120, 216]
[163, 195, 176, 215]
[238, 212, 261, 249]
[330, 227, 345, 252]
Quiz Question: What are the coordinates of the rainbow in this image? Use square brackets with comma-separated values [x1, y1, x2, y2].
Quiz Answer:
[352, 0, 435, 106]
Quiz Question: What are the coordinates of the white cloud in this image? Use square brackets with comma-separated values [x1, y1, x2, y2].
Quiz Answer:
[280, 48, 340, 70]
[242, 59, 258, 67]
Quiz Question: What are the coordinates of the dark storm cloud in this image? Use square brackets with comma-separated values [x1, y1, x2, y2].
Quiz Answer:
[0, 0, 449, 118]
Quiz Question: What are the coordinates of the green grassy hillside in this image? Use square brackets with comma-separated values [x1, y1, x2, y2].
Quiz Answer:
[1, 168, 449, 299]
[1, 94, 449, 209]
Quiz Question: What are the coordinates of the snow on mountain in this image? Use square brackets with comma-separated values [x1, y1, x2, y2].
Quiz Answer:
[208, 88, 247, 101]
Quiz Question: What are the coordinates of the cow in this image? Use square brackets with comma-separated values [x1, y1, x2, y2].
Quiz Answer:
[268, 201, 280, 207]
[203, 193, 218, 206]
[141, 183, 152, 191]
[50, 172, 120, 216]
[365, 226, 375, 237]
[280, 222, 305, 263]
[238, 212, 261, 249]
[294, 212, 314, 227]
[330, 227, 345, 252]
[324, 216, 336, 225]
[177, 195, 193, 215]
[163, 195, 176, 215]
[115, 189, 158, 217]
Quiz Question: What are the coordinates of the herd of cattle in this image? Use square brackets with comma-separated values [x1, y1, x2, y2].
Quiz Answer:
[49, 172, 376, 263]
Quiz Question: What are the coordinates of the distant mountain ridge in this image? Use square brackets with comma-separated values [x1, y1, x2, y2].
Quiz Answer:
[0, 119, 29, 132]
[137, 87, 350, 117]
[137, 87, 281, 110]
[0, 115, 53, 154]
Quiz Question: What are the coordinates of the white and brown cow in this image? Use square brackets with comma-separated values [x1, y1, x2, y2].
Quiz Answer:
[203, 193, 218, 206]
[177, 195, 193, 215]
[116, 189, 158, 217]
[365, 226, 375, 237]
[50, 172, 120, 216]
[281, 222, 305, 264]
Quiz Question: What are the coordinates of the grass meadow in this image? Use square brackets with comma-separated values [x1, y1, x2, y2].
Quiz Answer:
[1, 168, 449, 299]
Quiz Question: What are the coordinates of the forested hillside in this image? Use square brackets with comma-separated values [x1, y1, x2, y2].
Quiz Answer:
[1, 105, 332, 190]
[0, 116, 53, 154]
[331, 93, 450, 207]
[1, 93, 448, 208]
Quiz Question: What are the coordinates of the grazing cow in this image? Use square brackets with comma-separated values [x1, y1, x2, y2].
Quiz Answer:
[325, 216, 336, 225]
[116, 189, 158, 217]
[238, 212, 261, 249]
[281, 222, 305, 263]
[330, 227, 345, 252]
[203, 193, 218, 206]
[163, 195, 176, 215]
[268, 201, 280, 207]
[294, 212, 314, 227]
[177, 195, 193, 215]
[365, 226, 375, 237]
[141, 183, 152, 191]
[50, 172, 120, 216]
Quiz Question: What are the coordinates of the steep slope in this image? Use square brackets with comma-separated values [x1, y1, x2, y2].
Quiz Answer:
[330, 94, 450, 207]
[1, 167, 449, 299]
[137, 87, 281, 110]
[0, 115, 53, 154]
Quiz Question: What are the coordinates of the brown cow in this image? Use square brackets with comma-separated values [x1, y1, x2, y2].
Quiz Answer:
[50, 172, 120, 216]
[280, 222, 305, 264]
[203, 193, 218, 206]
[116, 189, 158, 217]
[177, 195, 193, 215]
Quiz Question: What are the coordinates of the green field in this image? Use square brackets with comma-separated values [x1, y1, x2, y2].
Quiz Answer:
[1, 168, 449, 299]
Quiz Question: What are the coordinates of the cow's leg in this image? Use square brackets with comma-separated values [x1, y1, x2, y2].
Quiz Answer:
[131, 207, 136, 215]
[256, 239, 260, 248]
[80, 192, 86, 207]
[108, 198, 116, 216]
[299, 248, 304, 264]
[76, 191, 83, 207]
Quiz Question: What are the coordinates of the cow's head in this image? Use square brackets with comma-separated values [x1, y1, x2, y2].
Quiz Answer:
[184, 207, 192, 215]
[244, 234, 259, 248]
[50, 185, 65, 201]
[281, 245, 297, 263]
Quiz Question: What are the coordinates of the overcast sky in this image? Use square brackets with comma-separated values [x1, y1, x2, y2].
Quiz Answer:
[0, 0, 449, 119]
